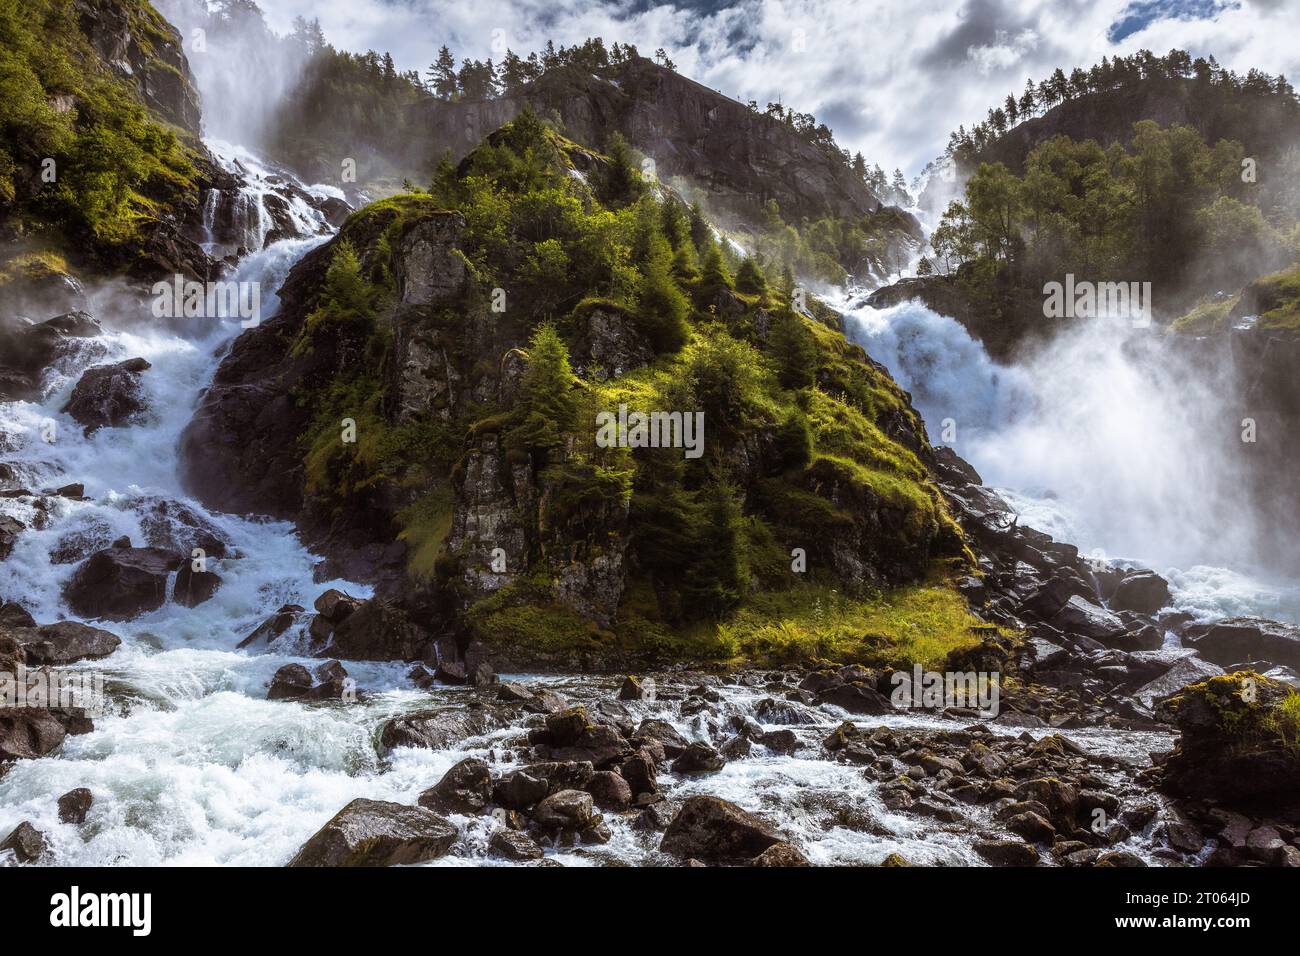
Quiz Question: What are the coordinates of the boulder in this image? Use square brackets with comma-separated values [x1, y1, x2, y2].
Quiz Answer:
[1184, 617, 1300, 670]
[325, 599, 426, 662]
[750, 842, 812, 866]
[266, 663, 313, 700]
[489, 828, 544, 861]
[1158, 672, 1300, 808]
[584, 770, 633, 811]
[975, 839, 1040, 866]
[634, 718, 689, 757]
[12, 621, 120, 665]
[287, 798, 457, 867]
[1049, 595, 1127, 643]
[380, 707, 509, 752]
[1131, 655, 1223, 708]
[618, 675, 649, 701]
[1110, 570, 1171, 615]
[237, 604, 306, 649]
[0, 709, 75, 761]
[672, 742, 726, 774]
[0, 821, 46, 863]
[62, 358, 151, 434]
[0, 514, 23, 560]
[57, 788, 93, 825]
[63, 545, 184, 620]
[417, 758, 493, 815]
[660, 796, 782, 863]
[618, 750, 659, 798]
[173, 565, 221, 607]
[530, 789, 597, 833]
[816, 681, 894, 715]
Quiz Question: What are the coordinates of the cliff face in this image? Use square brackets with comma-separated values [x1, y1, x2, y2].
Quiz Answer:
[408, 58, 888, 229]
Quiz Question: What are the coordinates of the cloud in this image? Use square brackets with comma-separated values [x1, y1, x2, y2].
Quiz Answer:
[241, 0, 1300, 176]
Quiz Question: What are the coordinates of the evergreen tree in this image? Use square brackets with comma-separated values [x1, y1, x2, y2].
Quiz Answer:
[735, 257, 767, 295]
[428, 45, 457, 98]
[684, 480, 746, 617]
[768, 313, 817, 390]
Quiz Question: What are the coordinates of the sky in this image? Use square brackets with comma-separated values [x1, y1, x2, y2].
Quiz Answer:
[251, 0, 1300, 176]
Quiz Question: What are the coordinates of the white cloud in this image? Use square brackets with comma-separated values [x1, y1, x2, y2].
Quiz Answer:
[249, 0, 1300, 175]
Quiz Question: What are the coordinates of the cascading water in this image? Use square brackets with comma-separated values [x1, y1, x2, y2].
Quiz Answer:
[834, 292, 1300, 626]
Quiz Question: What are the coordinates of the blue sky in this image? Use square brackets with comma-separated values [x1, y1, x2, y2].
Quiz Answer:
[251, 0, 1300, 175]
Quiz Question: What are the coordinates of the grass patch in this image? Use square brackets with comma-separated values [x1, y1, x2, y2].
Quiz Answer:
[715, 566, 989, 669]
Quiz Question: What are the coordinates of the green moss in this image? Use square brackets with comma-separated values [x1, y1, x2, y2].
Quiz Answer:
[715, 569, 989, 668]
[1250, 264, 1300, 331]
[1171, 295, 1238, 334]
[397, 490, 454, 582]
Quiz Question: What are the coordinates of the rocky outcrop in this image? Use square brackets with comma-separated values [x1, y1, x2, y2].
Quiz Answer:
[8, 620, 121, 665]
[62, 358, 151, 434]
[286, 798, 458, 867]
[1158, 672, 1300, 809]
[63, 544, 184, 620]
[1184, 617, 1300, 670]
[0, 311, 105, 403]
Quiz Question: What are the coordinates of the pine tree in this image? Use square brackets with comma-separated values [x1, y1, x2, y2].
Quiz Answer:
[428, 45, 457, 99]
[768, 313, 817, 389]
[595, 132, 644, 207]
[735, 257, 766, 295]
[684, 481, 746, 617]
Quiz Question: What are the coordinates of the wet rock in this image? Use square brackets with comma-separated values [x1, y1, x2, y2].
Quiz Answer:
[0, 821, 46, 863]
[136, 497, 231, 559]
[976, 839, 1040, 866]
[672, 742, 726, 774]
[12, 621, 120, 665]
[880, 852, 913, 867]
[816, 681, 893, 715]
[584, 770, 632, 811]
[313, 588, 362, 624]
[1184, 617, 1300, 670]
[531, 789, 597, 834]
[1095, 850, 1147, 867]
[0, 515, 23, 561]
[0, 708, 87, 762]
[1158, 672, 1300, 808]
[495, 770, 551, 811]
[660, 796, 782, 863]
[0, 310, 103, 404]
[325, 599, 427, 662]
[751, 842, 811, 866]
[1131, 655, 1223, 708]
[63, 545, 184, 620]
[719, 735, 753, 759]
[418, 757, 493, 815]
[618, 750, 659, 798]
[543, 707, 593, 747]
[758, 729, 801, 755]
[57, 788, 93, 825]
[618, 675, 649, 701]
[634, 719, 690, 758]
[237, 604, 305, 649]
[62, 358, 151, 434]
[380, 707, 508, 752]
[1050, 596, 1127, 643]
[1110, 570, 1171, 615]
[755, 696, 819, 724]
[266, 663, 313, 700]
[489, 828, 544, 861]
[1006, 810, 1056, 843]
[173, 564, 221, 607]
[287, 798, 457, 867]
[0, 602, 36, 628]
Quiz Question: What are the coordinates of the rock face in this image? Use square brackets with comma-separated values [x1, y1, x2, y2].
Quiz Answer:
[0, 311, 105, 403]
[1184, 618, 1300, 670]
[660, 795, 784, 863]
[61, 358, 151, 434]
[173, 564, 221, 607]
[411, 57, 896, 230]
[287, 798, 458, 867]
[63, 545, 184, 620]
[1159, 673, 1300, 808]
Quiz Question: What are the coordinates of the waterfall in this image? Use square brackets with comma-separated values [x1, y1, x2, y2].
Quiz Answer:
[834, 291, 1300, 625]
